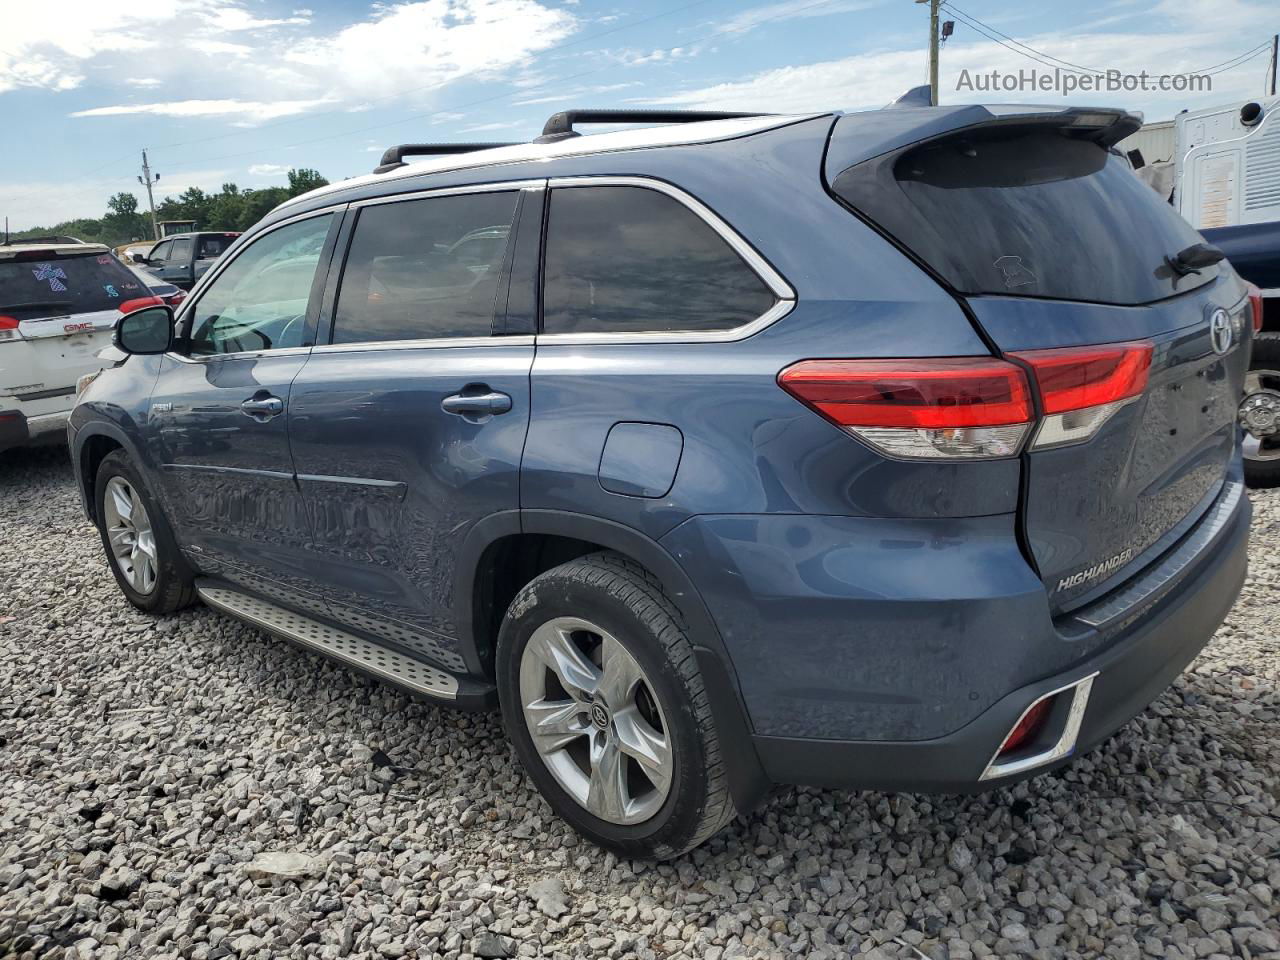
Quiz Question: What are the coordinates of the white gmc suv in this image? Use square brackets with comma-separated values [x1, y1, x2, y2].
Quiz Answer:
[1, 242, 157, 453]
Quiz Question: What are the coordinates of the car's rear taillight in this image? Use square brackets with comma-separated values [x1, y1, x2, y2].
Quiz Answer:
[0, 315, 20, 342]
[996, 696, 1054, 755]
[778, 358, 1033, 459]
[1011, 341, 1152, 449]
[1247, 283, 1264, 334]
[118, 296, 164, 314]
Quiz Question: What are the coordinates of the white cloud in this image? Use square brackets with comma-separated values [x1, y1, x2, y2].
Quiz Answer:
[129, 78, 164, 88]
[718, 0, 881, 35]
[200, 7, 310, 30]
[71, 99, 335, 122]
[283, 1, 576, 102]
[458, 120, 525, 133]
[248, 163, 291, 176]
[189, 40, 255, 57]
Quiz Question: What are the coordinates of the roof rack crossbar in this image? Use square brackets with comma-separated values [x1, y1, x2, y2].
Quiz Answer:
[537, 109, 770, 142]
[373, 142, 520, 175]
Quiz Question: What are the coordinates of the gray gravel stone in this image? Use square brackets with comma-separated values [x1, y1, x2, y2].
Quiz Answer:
[2, 444, 1278, 960]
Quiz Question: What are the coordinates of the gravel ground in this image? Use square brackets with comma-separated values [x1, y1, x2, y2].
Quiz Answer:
[1, 444, 1278, 960]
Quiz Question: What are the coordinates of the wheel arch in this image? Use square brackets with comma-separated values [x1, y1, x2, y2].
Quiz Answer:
[74, 423, 139, 524]
[457, 509, 770, 812]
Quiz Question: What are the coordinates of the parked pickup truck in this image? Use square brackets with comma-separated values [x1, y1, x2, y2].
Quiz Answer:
[133, 232, 240, 290]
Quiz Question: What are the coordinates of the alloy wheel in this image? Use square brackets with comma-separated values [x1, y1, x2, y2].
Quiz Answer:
[518, 616, 673, 825]
[103, 476, 158, 595]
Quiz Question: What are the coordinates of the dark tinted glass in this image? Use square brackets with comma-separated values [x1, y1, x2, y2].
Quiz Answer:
[0, 252, 151, 321]
[542, 186, 776, 334]
[332, 191, 518, 345]
[832, 128, 1211, 305]
[197, 235, 235, 259]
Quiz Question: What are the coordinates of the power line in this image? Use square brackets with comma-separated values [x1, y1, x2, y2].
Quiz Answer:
[942, 3, 1274, 80]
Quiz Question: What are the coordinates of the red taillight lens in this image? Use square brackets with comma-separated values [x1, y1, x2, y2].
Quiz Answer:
[1011, 340, 1152, 450]
[1247, 283, 1264, 334]
[998, 697, 1054, 755]
[778, 358, 1033, 459]
[1011, 342, 1152, 414]
[0, 315, 18, 330]
[118, 296, 164, 314]
[163, 291, 186, 307]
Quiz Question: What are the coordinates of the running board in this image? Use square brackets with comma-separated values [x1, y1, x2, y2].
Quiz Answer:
[196, 582, 494, 709]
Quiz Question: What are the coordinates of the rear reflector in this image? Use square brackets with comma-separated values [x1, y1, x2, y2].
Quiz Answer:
[998, 696, 1054, 755]
[1247, 283, 1264, 334]
[778, 358, 1033, 459]
[1012, 341, 1152, 450]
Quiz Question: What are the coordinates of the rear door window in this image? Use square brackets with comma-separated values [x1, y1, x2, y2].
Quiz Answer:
[831, 128, 1212, 305]
[542, 185, 776, 335]
[330, 191, 519, 345]
[170, 238, 194, 263]
[0, 252, 148, 321]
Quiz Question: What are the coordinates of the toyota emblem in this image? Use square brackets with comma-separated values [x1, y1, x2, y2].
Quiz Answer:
[1209, 308, 1233, 356]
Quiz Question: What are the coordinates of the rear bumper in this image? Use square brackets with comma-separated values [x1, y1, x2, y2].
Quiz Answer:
[0, 407, 70, 453]
[750, 481, 1250, 791]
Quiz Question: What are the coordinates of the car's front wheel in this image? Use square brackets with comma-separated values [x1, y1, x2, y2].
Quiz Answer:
[95, 449, 196, 614]
[496, 552, 737, 859]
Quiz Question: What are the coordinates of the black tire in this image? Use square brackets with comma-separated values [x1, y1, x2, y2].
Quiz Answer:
[1244, 334, 1280, 489]
[496, 551, 736, 859]
[94, 449, 197, 614]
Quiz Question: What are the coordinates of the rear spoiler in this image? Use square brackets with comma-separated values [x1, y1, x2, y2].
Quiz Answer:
[825, 102, 1143, 181]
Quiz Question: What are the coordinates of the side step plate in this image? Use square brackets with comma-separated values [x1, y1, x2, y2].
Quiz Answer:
[196, 582, 494, 708]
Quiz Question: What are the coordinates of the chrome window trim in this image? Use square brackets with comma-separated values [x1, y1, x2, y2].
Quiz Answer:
[166, 204, 344, 365]
[537, 175, 797, 345]
[349, 179, 545, 209]
[311, 334, 535, 355]
[165, 345, 313, 365]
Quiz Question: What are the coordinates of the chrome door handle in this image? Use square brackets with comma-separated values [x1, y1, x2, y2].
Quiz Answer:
[240, 396, 284, 420]
[441, 391, 512, 417]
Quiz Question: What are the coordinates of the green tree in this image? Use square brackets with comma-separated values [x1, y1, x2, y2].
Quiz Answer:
[287, 168, 329, 196]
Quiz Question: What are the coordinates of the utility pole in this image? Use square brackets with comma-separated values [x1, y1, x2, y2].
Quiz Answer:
[137, 150, 160, 241]
[915, 0, 941, 105]
[1270, 34, 1278, 97]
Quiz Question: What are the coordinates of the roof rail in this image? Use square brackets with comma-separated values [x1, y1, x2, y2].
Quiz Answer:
[536, 109, 770, 143]
[373, 142, 520, 175]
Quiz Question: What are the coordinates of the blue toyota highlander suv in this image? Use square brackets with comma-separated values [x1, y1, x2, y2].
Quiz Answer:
[69, 104, 1253, 858]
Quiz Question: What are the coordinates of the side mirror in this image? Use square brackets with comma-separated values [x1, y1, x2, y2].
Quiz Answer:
[130, 253, 148, 265]
[114, 305, 174, 355]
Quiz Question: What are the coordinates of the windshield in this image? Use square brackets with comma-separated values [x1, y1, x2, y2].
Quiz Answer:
[0, 252, 147, 320]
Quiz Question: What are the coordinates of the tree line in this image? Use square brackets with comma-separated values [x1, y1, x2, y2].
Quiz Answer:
[10, 168, 330, 247]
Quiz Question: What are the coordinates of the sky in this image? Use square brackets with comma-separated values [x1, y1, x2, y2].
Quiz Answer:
[1, 0, 1276, 228]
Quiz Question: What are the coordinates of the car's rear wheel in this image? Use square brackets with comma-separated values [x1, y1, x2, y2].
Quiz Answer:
[1242, 335, 1280, 488]
[95, 449, 196, 614]
[496, 552, 736, 859]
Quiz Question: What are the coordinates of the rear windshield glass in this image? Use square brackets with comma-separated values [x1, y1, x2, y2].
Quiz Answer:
[198, 235, 235, 259]
[0, 252, 147, 321]
[831, 128, 1212, 305]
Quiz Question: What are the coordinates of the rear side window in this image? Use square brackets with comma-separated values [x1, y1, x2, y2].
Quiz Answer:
[0, 252, 147, 321]
[170, 238, 193, 262]
[831, 128, 1210, 305]
[197, 235, 234, 259]
[542, 185, 776, 335]
[331, 191, 519, 345]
